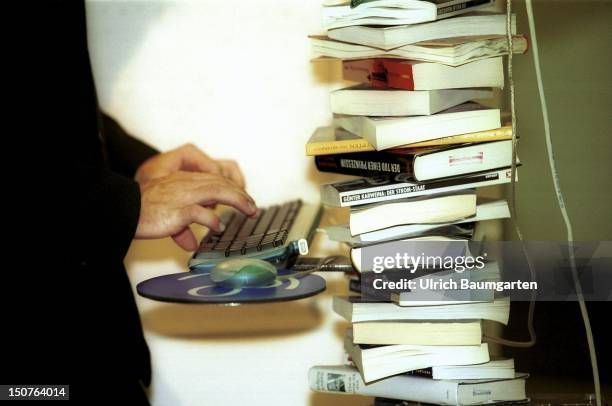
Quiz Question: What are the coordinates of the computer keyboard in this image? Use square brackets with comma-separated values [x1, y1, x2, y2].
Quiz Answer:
[189, 199, 322, 271]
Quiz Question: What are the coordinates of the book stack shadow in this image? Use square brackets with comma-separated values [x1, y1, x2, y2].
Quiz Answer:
[307, 0, 530, 404]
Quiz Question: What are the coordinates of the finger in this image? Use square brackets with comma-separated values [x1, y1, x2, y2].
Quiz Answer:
[179, 144, 222, 175]
[218, 160, 246, 189]
[181, 205, 226, 233]
[172, 227, 199, 252]
[193, 182, 257, 216]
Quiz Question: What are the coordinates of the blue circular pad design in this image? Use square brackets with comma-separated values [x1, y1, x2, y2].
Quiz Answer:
[136, 268, 326, 304]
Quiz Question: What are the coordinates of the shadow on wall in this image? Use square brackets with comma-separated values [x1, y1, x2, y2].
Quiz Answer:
[310, 392, 373, 406]
[140, 300, 324, 339]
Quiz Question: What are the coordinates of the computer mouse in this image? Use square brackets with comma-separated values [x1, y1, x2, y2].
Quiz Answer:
[210, 258, 278, 288]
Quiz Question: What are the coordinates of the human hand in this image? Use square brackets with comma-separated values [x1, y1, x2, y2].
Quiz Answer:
[135, 143, 245, 188]
[135, 171, 257, 251]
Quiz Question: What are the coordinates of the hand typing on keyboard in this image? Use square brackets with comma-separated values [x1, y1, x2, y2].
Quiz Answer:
[133, 144, 257, 251]
[135, 143, 246, 188]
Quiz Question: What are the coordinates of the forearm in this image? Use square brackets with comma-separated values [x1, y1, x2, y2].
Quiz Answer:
[100, 113, 159, 179]
[73, 164, 142, 263]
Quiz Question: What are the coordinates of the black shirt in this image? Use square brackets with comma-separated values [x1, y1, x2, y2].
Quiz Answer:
[4, 1, 157, 402]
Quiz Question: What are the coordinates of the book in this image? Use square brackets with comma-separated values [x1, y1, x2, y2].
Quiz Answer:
[334, 103, 501, 150]
[306, 126, 513, 156]
[342, 57, 504, 90]
[325, 199, 509, 245]
[322, 0, 495, 30]
[349, 190, 477, 235]
[332, 295, 510, 324]
[305, 126, 374, 156]
[309, 365, 528, 405]
[320, 167, 514, 207]
[408, 358, 516, 380]
[374, 397, 530, 406]
[327, 222, 476, 246]
[345, 330, 490, 382]
[311, 35, 529, 66]
[315, 140, 515, 181]
[328, 13, 516, 50]
[331, 86, 493, 116]
[389, 265, 501, 307]
[352, 319, 482, 345]
[406, 126, 513, 148]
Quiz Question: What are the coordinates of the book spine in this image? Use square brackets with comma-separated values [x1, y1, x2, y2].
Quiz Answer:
[396, 126, 512, 149]
[306, 140, 375, 156]
[334, 168, 511, 207]
[308, 366, 458, 404]
[343, 59, 416, 90]
[406, 368, 434, 379]
[343, 59, 389, 88]
[384, 60, 415, 90]
[315, 152, 415, 177]
[436, 0, 493, 17]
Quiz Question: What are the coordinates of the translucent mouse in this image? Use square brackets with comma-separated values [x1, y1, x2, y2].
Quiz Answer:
[210, 258, 278, 288]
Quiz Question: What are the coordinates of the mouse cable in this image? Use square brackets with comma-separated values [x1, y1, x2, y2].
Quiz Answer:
[278, 255, 348, 281]
[482, 0, 538, 350]
[522, 0, 602, 403]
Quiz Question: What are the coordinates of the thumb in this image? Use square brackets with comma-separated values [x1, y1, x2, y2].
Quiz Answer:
[172, 227, 199, 252]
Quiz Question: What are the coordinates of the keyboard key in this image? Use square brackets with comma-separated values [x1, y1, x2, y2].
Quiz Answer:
[237, 213, 261, 237]
[220, 212, 246, 242]
[229, 240, 246, 252]
[273, 231, 288, 247]
[267, 203, 290, 233]
[213, 241, 231, 251]
[253, 205, 278, 235]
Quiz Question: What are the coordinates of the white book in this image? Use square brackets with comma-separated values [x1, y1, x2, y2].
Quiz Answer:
[352, 319, 482, 345]
[430, 358, 516, 380]
[310, 35, 529, 66]
[322, 0, 495, 30]
[345, 330, 490, 382]
[334, 103, 501, 150]
[320, 167, 515, 207]
[330, 86, 493, 116]
[350, 236, 475, 273]
[325, 199, 510, 245]
[388, 261, 502, 305]
[349, 190, 477, 235]
[328, 13, 516, 50]
[332, 295, 510, 324]
[413, 139, 516, 181]
[308, 365, 528, 405]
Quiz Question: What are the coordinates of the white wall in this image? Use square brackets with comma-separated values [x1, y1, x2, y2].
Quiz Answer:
[86, 1, 367, 405]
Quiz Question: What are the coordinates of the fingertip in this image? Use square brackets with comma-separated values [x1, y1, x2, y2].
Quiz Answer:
[172, 228, 199, 252]
[247, 202, 259, 217]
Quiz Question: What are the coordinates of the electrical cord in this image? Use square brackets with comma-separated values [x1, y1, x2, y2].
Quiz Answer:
[278, 255, 347, 280]
[482, 0, 537, 350]
[522, 0, 602, 403]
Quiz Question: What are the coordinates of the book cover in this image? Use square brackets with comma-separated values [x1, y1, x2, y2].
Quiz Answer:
[306, 126, 374, 156]
[320, 167, 515, 207]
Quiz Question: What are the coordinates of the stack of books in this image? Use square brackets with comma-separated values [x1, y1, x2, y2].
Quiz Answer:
[307, 0, 529, 404]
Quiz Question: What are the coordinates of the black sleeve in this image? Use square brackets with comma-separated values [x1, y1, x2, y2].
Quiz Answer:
[76, 165, 142, 263]
[100, 113, 160, 179]
[6, 0, 153, 391]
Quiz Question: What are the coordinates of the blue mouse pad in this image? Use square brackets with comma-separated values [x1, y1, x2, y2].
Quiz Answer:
[136, 269, 326, 304]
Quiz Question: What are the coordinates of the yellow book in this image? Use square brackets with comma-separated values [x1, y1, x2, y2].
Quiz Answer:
[306, 127, 375, 156]
[400, 125, 513, 148]
[307, 126, 513, 156]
